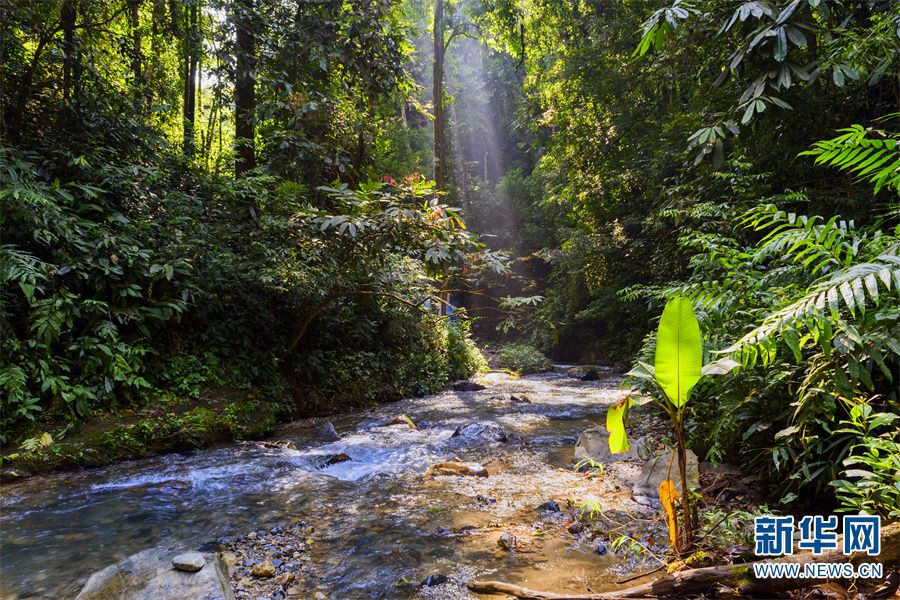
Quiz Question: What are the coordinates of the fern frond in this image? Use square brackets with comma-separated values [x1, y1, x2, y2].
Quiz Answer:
[800, 124, 900, 194]
[727, 252, 900, 364]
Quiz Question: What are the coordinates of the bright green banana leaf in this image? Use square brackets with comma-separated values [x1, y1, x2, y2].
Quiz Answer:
[606, 397, 632, 454]
[654, 297, 702, 407]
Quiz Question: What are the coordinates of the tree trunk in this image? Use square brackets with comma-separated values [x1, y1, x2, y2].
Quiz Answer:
[234, 0, 256, 175]
[432, 0, 445, 193]
[61, 0, 78, 101]
[182, 0, 199, 158]
[128, 0, 143, 101]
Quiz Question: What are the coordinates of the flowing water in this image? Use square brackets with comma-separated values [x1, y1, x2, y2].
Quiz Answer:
[0, 370, 660, 599]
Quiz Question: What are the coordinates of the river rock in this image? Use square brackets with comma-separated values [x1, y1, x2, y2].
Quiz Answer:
[0, 468, 29, 482]
[387, 415, 417, 429]
[581, 368, 600, 381]
[314, 453, 352, 468]
[425, 461, 488, 477]
[451, 380, 486, 392]
[573, 427, 643, 465]
[316, 421, 340, 442]
[498, 532, 517, 550]
[75, 548, 233, 600]
[196, 541, 222, 553]
[565, 365, 612, 379]
[172, 552, 205, 572]
[632, 450, 700, 505]
[451, 423, 508, 443]
[251, 560, 276, 578]
[537, 500, 560, 513]
[421, 574, 449, 587]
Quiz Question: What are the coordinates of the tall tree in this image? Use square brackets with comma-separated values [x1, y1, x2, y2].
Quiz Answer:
[234, 0, 256, 175]
[128, 0, 143, 100]
[61, 0, 78, 101]
[432, 0, 446, 193]
[182, 0, 199, 157]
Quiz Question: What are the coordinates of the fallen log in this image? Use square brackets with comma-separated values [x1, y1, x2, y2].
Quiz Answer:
[469, 522, 899, 599]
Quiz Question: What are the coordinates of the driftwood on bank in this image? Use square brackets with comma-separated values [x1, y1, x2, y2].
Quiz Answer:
[468, 522, 899, 599]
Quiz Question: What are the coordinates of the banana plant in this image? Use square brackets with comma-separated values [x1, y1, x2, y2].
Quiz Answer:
[606, 296, 738, 550]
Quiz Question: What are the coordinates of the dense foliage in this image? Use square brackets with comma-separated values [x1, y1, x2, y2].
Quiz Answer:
[464, 0, 900, 517]
[0, 0, 489, 448]
[1, 0, 897, 520]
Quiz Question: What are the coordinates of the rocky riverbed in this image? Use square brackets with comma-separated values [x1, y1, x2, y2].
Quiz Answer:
[1, 368, 764, 599]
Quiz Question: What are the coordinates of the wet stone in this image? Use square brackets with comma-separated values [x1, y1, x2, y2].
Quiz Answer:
[538, 500, 561, 512]
[197, 541, 222, 553]
[421, 574, 449, 587]
[314, 453, 352, 468]
[451, 423, 508, 443]
[172, 552, 205, 572]
[498, 532, 517, 551]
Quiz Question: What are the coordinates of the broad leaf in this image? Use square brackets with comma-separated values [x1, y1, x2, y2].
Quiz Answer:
[606, 398, 632, 454]
[654, 297, 702, 407]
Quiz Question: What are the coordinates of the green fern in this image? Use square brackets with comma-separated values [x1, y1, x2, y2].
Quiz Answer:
[727, 252, 900, 366]
[799, 123, 900, 194]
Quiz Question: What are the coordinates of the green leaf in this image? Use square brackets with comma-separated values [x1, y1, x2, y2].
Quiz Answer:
[701, 357, 740, 375]
[606, 398, 632, 454]
[773, 27, 787, 62]
[654, 297, 702, 407]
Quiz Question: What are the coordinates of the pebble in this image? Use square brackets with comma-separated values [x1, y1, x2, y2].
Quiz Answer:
[421, 574, 449, 587]
[538, 500, 560, 512]
[498, 532, 517, 550]
[247, 532, 258, 540]
[172, 552, 205, 572]
[251, 561, 276, 578]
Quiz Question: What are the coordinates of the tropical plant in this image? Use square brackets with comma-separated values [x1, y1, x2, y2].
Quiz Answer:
[612, 297, 738, 551]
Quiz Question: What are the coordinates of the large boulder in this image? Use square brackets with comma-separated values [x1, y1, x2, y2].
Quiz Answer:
[632, 450, 700, 505]
[75, 548, 234, 600]
[572, 427, 643, 465]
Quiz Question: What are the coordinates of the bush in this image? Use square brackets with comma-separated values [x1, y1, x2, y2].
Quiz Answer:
[498, 343, 549, 374]
[446, 317, 488, 381]
[0, 143, 488, 445]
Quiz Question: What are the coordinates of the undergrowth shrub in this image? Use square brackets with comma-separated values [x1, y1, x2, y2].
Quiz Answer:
[498, 342, 550, 374]
[446, 316, 488, 380]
